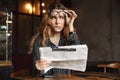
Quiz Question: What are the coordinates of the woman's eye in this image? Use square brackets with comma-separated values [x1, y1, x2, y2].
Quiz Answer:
[50, 16, 56, 20]
[59, 16, 64, 19]
[49, 15, 64, 20]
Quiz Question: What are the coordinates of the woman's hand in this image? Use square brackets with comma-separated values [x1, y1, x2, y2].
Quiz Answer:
[35, 58, 51, 70]
[64, 10, 77, 32]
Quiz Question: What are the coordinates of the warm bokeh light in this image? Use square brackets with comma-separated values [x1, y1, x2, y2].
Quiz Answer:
[32, 6, 35, 13]
[42, 9, 46, 13]
[41, 3, 45, 7]
[25, 3, 32, 14]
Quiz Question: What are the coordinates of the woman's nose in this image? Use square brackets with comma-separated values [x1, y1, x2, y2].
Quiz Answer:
[56, 18, 60, 24]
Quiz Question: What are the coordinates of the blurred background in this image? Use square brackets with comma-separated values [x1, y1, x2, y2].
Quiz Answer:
[0, 0, 120, 79]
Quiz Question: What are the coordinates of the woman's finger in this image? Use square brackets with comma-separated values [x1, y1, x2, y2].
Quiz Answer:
[35, 59, 51, 70]
[35, 61, 50, 70]
[64, 10, 77, 18]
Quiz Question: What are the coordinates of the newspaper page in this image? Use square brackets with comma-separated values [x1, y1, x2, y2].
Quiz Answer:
[39, 45, 88, 73]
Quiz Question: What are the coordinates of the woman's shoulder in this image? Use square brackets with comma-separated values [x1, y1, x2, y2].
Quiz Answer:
[34, 34, 43, 43]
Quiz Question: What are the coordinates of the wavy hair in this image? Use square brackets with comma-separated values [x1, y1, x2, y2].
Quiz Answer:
[28, 3, 74, 54]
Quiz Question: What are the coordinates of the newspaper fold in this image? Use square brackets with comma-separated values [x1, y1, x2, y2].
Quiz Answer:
[39, 45, 88, 73]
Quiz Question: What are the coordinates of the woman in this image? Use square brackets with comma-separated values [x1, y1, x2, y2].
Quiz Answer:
[29, 3, 80, 77]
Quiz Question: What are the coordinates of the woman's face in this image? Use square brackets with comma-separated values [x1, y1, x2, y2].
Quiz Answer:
[48, 9, 65, 33]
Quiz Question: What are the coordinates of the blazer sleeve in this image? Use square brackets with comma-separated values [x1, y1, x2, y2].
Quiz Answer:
[32, 36, 49, 77]
[67, 32, 80, 45]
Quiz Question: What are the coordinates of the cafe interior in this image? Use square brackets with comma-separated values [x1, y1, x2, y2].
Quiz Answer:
[0, 0, 120, 80]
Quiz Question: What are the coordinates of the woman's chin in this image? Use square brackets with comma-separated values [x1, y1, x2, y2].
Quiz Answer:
[54, 29, 62, 33]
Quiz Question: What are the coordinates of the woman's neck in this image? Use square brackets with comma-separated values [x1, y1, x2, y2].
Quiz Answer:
[49, 32, 61, 46]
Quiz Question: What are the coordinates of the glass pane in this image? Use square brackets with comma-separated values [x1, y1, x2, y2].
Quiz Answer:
[19, 0, 32, 14]
[0, 11, 12, 61]
[33, 0, 40, 15]
[18, 0, 41, 15]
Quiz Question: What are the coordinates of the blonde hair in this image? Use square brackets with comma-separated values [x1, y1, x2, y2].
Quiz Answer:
[28, 3, 74, 54]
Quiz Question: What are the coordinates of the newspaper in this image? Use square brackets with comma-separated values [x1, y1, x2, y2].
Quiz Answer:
[39, 45, 88, 73]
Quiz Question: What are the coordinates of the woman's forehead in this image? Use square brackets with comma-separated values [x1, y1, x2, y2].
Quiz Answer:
[52, 9, 63, 12]
[50, 9, 65, 15]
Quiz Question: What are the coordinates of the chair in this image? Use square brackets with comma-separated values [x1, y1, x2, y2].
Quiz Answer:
[97, 63, 120, 74]
[107, 63, 120, 73]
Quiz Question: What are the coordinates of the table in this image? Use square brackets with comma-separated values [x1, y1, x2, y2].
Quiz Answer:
[12, 75, 87, 80]
[97, 63, 120, 73]
[11, 72, 120, 80]
[0, 61, 13, 80]
[0, 61, 12, 66]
